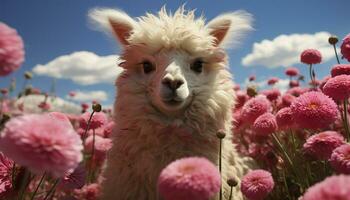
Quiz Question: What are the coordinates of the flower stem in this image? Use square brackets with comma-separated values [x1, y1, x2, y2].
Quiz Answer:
[30, 172, 46, 200]
[333, 44, 340, 64]
[228, 186, 233, 200]
[17, 169, 31, 200]
[43, 179, 59, 200]
[82, 111, 95, 142]
[343, 99, 350, 141]
[88, 129, 96, 183]
[219, 138, 222, 200]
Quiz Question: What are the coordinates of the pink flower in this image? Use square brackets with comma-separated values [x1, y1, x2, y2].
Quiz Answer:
[103, 121, 115, 138]
[81, 103, 89, 111]
[59, 164, 86, 190]
[84, 135, 112, 163]
[302, 175, 350, 200]
[300, 49, 322, 64]
[323, 75, 350, 101]
[0, 153, 13, 196]
[253, 113, 277, 137]
[261, 89, 280, 102]
[329, 144, 350, 174]
[31, 88, 41, 95]
[241, 95, 271, 124]
[285, 67, 299, 77]
[276, 107, 294, 130]
[281, 94, 296, 107]
[69, 91, 77, 97]
[79, 112, 107, 130]
[303, 131, 345, 160]
[290, 91, 338, 129]
[267, 77, 279, 85]
[158, 157, 221, 200]
[249, 75, 256, 81]
[289, 80, 299, 88]
[38, 102, 51, 111]
[319, 75, 331, 91]
[0, 88, 8, 95]
[0, 22, 24, 76]
[341, 34, 350, 62]
[241, 169, 274, 200]
[0, 113, 83, 177]
[331, 64, 350, 77]
[286, 87, 307, 97]
[74, 183, 100, 200]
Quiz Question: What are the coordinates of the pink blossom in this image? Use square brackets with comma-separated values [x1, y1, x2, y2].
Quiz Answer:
[303, 131, 345, 160]
[253, 113, 277, 137]
[319, 75, 331, 91]
[276, 107, 294, 130]
[0, 113, 83, 177]
[302, 175, 350, 200]
[0, 22, 24, 76]
[267, 77, 279, 85]
[84, 135, 112, 163]
[285, 67, 299, 77]
[281, 94, 296, 107]
[74, 183, 100, 200]
[241, 95, 271, 124]
[286, 87, 307, 97]
[261, 89, 280, 102]
[158, 157, 221, 200]
[290, 91, 338, 129]
[341, 34, 350, 62]
[0, 89, 8, 95]
[38, 101, 51, 111]
[249, 75, 256, 81]
[69, 91, 77, 97]
[0, 153, 13, 196]
[331, 64, 350, 77]
[289, 80, 299, 88]
[329, 144, 350, 174]
[103, 121, 115, 138]
[81, 103, 89, 111]
[300, 49, 322, 64]
[79, 112, 107, 130]
[323, 75, 350, 101]
[241, 170, 274, 200]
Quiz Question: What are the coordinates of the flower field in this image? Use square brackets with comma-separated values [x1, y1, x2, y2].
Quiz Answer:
[1, 14, 350, 200]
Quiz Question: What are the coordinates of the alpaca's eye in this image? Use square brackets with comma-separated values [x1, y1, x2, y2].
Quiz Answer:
[142, 61, 155, 74]
[191, 59, 204, 73]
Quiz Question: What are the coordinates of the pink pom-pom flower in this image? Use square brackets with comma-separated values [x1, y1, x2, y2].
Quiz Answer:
[341, 34, 350, 62]
[276, 107, 294, 130]
[285, 67, 299, 77]
[0, 153, 14, 196]
[261, 89, 281, 102]
[329, 144, 350, 174]
[79, 112, 107, 130]
[300, 49, 322, 65]
[241, 169, 274, 200]
[267, 77, 279, 85]
[331, 64, 350, 77]
[0, 22, 25, 76]
[0, 113, 83, 177]
[241, 95, 271, 124]
[253, 113, 277, 137]
[158, 157, 221, 200]
[323, 75, 350, 101]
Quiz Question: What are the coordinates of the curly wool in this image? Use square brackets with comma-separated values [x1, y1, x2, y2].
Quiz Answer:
[0, 22, 24, 76]
[303, 131, 345, 160]
[241, 95, 271, 124]
[0, 113, 83, 177]
[329, 144, 350, 174]
[323, 75, 350, 101]
[253, 113, 277, 137]
[241, 170, 274, 200]
[341, 34, 350, 62]
[290, 91, 338, 129]
[302, 175, 350, 200]
[300, 49, 322, 64]
[158, 157, 221, 200]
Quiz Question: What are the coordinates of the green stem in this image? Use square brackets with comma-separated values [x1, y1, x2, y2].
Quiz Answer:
[228, 186, 233, 200]
[30, 173, 46, 200]
[219, 138, 222, 200]
[88, 129, 96, 183]
[333, 44, 340, 64]
[282, 170, 291, 200]
[17, 170, 31, 200]
[82, 111, 95, 143]
[343, 100, 350, 141]
[11, 163, 16, 186]
[43, 179, 59, 200]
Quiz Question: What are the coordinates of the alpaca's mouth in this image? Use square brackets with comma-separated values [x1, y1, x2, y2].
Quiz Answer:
[163, 99, 183, 106]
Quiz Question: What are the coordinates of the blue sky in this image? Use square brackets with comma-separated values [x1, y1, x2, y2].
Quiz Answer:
[0, 0, 349, 106]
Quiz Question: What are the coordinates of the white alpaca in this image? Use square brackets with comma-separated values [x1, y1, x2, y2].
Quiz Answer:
[90, 6, 253, 200]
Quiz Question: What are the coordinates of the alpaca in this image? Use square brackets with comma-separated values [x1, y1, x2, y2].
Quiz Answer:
[90, 6, 253, 200]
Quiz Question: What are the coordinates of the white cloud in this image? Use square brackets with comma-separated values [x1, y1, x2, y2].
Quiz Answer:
[33, 51, 123, 85]
[242, 32, 337, 68]
[68, 90, 109, 102]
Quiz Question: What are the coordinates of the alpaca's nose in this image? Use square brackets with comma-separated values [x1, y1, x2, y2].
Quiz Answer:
[162, 78, 184, 91]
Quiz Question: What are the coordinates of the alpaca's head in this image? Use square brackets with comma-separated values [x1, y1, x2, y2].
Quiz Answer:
[90, 7, 252, 117]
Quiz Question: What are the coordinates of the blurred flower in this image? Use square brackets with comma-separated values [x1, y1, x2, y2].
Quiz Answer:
[69, 91, 77, 97]
[303, 131, 345, 160]
[285, 67, 299, 77]
[253, 113, 277, 137]
[0, 22, 24, 76]
[341, 34, 350, 62]
[290, 91, 338, 129]
[38, 101, 51, 111]
[300, 49, 322, 64]
[103, 121, 115, 138]
[323, 75, 350, 101]
[249, 75, 256, 81]
[0, 88, 8, 96]
[74, 183, 100, 200]
[79, 112, 107, 130]
[329, 144, 350, 174]
[276, 107, 294, 130]
[261, 89, 281, 102]
[0, 153, 13, 196]
[241, 95, 271, 124]
[289, 80, 299, 88]
[319, 75, 331, 91]
[0, 113, 83, 177]
[81, 103, 89, 112]
[302, 175, 350, 200]
[267, 77, 279, 85]
[286, 87, 307, 97]
[241, 169, 274, 200]
[31, 88, 41, 95]
[59, 164, 86, 190]
[157, 157, 220, 200]
[331, 64, 350, 77]
[281, 94, 296, 107]
[84, 135, 112, 163]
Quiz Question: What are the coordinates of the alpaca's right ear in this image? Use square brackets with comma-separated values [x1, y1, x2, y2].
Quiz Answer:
[89, 8, 137, 46]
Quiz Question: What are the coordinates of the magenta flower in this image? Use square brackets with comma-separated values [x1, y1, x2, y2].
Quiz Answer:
[74, 183, 100, 200]
[290, 91, 338, 129]
[285, 67, 299, 77]
[330, 144, 350, 174]
[319, 75, 331, 91]
[0, 113, 83, 177]
[267, 77, 279, 85]
[253, 113, 277, 137]
[286, 87, 307, 97]
[331, 64, 350, 77]
[241, 95, 271, 124]
[276, 107, 294, 130]
[103, 121, 115, 138]
[323, 75, 350, 101]
[303, 131, 345, 160]
[59, 164, 86, 190]
[158, 157, 221, 200]
[241, 169, 274, 200]
[289, 80, 299, 88]
[261, 89, 281, 102]
[69, 91, 77, 97]
[281, 94, 296, 107]
[84, 135, 112, 163]
[302, 175, 350, 200]
[249, 75, 256, 81]
[79, 112, 107, 130]
[38, 101, 51, 111]
[341, 34, 350, 62]
[0, 22, 24, 76]
[0, 153, 13, 196]
[235, 90, 249, 109]
[300, 49, 322, 64]
[81, 103, 89, 111]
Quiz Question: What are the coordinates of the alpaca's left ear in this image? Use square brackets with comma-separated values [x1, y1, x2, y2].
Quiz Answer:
[206, 11, 253, 48]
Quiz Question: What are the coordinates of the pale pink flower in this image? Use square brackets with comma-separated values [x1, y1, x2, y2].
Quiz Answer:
[329, 144, 350, 174]
[79, 112, 107, 130]
[241, 95, 271, 124]
[241, 170, 274, 200]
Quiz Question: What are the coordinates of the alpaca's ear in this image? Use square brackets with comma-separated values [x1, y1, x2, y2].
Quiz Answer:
[89, 8, 137, 46]
[206, 11, 253, 48]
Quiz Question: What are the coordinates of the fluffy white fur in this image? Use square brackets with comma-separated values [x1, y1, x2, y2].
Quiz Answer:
[90, 6, 253, 200]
